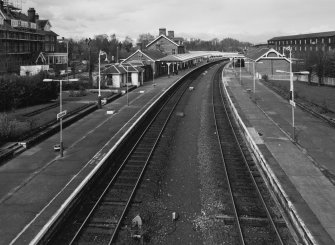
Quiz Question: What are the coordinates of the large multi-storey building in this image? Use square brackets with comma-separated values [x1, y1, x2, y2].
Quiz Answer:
[0, 0, 58, 74]
[268, 31, 335, 55]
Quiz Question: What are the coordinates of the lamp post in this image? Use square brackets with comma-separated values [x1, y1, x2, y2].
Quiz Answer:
[152, 61, 156, 86]
[43, 78, 79, 157]
[98, 50, 108, 108]
[239, 58, 242, 84]
[245, 60, 263, 94]
[277, 52, 309, 141]
[60, 38, 69, 82]
[120, 64, 129, 106]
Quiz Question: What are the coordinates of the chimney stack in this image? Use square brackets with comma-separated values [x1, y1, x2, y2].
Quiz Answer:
[159, 28, 166, 36]
[28, 8, 36, 22]
[35, 13, 39, 21]
[168, 31, 174, 39]
[0, 1, 3, 10]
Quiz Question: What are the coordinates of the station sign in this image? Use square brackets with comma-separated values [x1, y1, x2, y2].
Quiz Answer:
[289, 100, 296, 107]
[57, 110, 67, 120]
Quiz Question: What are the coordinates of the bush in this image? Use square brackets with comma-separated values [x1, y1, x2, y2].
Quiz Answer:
[0, 72, 58, 112]
[0, 113, 16, 141]
[262, 74, 269, 82]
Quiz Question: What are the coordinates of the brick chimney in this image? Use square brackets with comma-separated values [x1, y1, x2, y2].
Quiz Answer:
[28, 8, 36, 22]
[159, 28, 166, 36]
[168, 31, 174, 39]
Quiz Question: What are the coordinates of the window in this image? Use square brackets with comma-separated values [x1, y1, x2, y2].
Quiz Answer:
[316, 46, 318, 51]
[11, 19, 19, 27]
[300, 47, 302, 51]
[315, 39, 318, 44]
[322, 38, 324, 43]
[329, 38, 332, 43]
[0, 18, 3, 25]
[310, 46, 313, 51]
[172, 49, 176, 54]
[305, 40, 307, 44]
[300, 40, 301, 44]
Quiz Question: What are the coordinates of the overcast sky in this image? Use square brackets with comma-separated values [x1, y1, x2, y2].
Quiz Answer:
[22, 0, 335, 43]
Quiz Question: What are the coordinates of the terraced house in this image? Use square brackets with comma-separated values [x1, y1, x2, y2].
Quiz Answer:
[0, 0, 59, 74]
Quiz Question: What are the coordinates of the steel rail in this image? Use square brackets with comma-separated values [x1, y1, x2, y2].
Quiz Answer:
[216, 64, 284, 245]
[68, 71, 199, 245]
[212, 65, 245, 245]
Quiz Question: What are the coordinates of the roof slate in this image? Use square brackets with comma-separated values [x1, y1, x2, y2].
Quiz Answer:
[142, 49, 166, 60]
[269, 31, 335, 41]
[245, 47, 271, 61]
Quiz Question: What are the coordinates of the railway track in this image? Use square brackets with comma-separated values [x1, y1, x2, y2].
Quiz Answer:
[46, 66, 211, 244]
[212, 66, 287, 245]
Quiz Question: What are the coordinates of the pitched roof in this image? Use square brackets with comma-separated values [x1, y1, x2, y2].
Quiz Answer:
[142, 49, 166, 60]
[102, 63, 144, 74]
[245, 47, 289, 62]
[269, 31, 335, 41]
[246, 47, 270, 61]
[103, 65, 125, 75]
[37, 20, 51, 29]
[122, 49, 166, 64]
[146, 35, 181, 48]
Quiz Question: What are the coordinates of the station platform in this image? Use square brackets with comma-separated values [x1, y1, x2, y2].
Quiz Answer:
[0, 67, 199, 245]
[223, 67, 335, 245]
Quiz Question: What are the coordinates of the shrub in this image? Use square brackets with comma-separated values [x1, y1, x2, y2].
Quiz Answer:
[262, 74, 269, 82]
[0, 72, 58, 112]
[0, 113, 16, 141]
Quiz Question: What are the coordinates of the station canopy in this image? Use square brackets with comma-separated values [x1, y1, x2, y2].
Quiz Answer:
[158, 52, 217, 63]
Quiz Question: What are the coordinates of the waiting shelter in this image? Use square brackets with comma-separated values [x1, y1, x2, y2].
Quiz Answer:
[244, 47, 291, 79]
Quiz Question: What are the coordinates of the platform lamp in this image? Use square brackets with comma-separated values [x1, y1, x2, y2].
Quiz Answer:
[98, 50, 108, 108]
[277, 46, 309, 141]
[43, 78, 79, 157]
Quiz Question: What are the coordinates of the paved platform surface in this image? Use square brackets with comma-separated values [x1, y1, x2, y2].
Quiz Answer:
[224, 67, 335, 245]
[0, 67, 198, 245]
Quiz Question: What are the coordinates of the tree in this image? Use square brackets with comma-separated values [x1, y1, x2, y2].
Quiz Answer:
[137, 33, 155, 47]
[301, 49, 335, 85]
[122, 36, 133, 52]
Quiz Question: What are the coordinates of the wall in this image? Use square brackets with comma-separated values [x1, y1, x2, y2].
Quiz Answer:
[147, 37, 179, 55]
[20, 65, 49, 76]
[131, 73, 139, 87]
[257, 59, 290, 76]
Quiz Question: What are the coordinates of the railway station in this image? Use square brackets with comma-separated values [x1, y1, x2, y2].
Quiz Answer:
[0, 57, 335, 244]
[1, 4, 335, 243]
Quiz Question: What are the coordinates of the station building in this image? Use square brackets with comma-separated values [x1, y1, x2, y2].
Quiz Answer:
[0, 0, 66, 75]
[146, 28, 185, 55]
[102, 63, 144, 88]
[268, 31, 335, 55]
